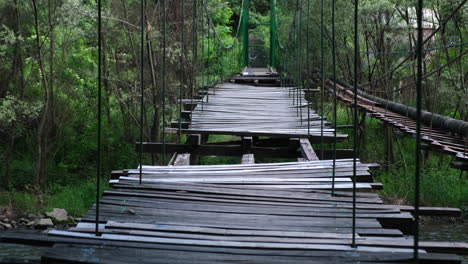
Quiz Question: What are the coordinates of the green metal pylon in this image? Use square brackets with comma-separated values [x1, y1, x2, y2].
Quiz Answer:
[241, 0, 250, 68]
[270, 0, 277, 68]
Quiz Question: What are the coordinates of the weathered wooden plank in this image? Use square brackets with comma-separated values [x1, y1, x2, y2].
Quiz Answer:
[241, 154, 255, 164]
[398, 206, 462, 217]
[173, 153, 190, 166]
[299, 138, 320, 160]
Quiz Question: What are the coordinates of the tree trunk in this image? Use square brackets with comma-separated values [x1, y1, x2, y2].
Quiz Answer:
[384, 125, 394, 170]
[32, 0, 56, 192]
[2, 136, 15, 191]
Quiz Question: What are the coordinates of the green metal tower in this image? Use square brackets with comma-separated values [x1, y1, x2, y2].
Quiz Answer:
[270, 0, 277, 68]
[241, 0, 250, 67]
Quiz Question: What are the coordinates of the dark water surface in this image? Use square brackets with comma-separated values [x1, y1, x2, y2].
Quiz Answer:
[0, 229, 48, 262]
[420, 219, 468, 264]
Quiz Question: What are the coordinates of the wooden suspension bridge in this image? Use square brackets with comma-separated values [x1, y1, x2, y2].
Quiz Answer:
[1, 68, 467, 263]
[2, 0, 468, 262]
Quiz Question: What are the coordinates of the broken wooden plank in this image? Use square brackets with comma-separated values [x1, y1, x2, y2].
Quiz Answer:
[299, 138, 320, 161]
[174, 153, 191, 166]
[241, 154, 255, 164]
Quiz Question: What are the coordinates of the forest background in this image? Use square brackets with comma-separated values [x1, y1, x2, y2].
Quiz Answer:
[0, 0, 466, 216]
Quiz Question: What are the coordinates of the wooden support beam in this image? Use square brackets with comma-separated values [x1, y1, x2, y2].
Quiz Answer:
[167, 152, 178, 166]
[241, 154, 255, 164]
[165, 128, 347, 141]
[110, 170, 125, 180]
[135, 143, 297, 158]
[187, 134, 201, 145]
[289, 138, 300, 150]
[183, 102, 198, 111]
[187, 134, 201, 165]
[170, 121, 190, 129]
[136, 142, 355, 160]
[242, 136, 253, 153]
[451, 160, 468, 171]
[174, 153, 191, 166]
[181, 111, 192, 120]
[299, 138, 319, 161]
[370, 183, 383, 190]
[398, 206, 462, 217]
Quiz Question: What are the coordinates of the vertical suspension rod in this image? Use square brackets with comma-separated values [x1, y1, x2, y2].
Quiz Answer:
[414, 0, 424, 260]
[298, 0, 302, 122]
[320, 0, 324, 158]
[162, 0, 167, 164]
[306, 0, 310, 136]
[95, 0, 103, 237]
[331, 0, 337, 196]
[201, 1, 205, 111]
[178, 0, 185, 143]
[352, 0, 359, 248]
[139, 0, 145, 183]
[191, 0, 197, 125]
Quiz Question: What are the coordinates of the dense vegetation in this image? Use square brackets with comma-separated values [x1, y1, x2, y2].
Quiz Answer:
[0, 0, 466, 216]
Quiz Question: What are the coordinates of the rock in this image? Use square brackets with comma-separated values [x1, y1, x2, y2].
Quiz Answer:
[0, 222, 12, 229]
[35, 218, 54, 228]
[69, 216, 77, 224]
[45, 208, 68, 223]
[27, 213, 38, 219]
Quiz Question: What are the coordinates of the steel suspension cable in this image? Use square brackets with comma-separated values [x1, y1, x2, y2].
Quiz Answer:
[352, 0, 359, 248]
[139, 0, 145, 183]
[95, 0, 102, 237]
[414, 0, 424, 259]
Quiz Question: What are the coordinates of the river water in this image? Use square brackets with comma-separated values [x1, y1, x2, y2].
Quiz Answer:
[420, 219, 468, 263]
[0, 222, 467, 262]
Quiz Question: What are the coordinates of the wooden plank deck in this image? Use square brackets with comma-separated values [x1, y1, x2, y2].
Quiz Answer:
[15, 73, 462, 263]
[166, 82, 347, 140]
[35, 160, 465, 263]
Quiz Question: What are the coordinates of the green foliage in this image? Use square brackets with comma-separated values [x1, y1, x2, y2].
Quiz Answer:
[46, 180, 110, 216]
[376, 161, 468, 208]
[0, 95, 42, 129]
[0, 179, 109, 216]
